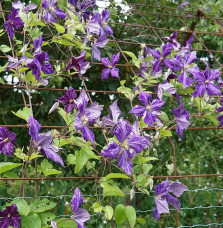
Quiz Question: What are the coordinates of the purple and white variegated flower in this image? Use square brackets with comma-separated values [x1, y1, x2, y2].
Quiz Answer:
[12, 1, 37, 13]
[27, 36, 54, 85]
[6, 55, 26, 70]
[153, 178, 188, 220]
[162, 32, 180, 51]
[102, 100, 121, 132]
[92, 30, 108, 60]
[169, 51, 199, 89]
[101, 52, 120, 80]
[71, 188, 90, 228]
[0, 204, 21, 228]
[137, 61, 149, 79]
[157, 82, 176, 100]
[28, 116, 64, 166]
[74, 90, 103, 146]
[101, 119, 149, 175]
[65, 52, 90, 78]
[130, 91, 165, 127]
[217, 98, 223, 127]
[87, 10, 113, 36]
[0, 127, 16, 156]
[68, 0, 95, 22]
[178, 34, 194, 57]
[150, 43, 172, 76]
[173, 102, 190, 138]
[4, 8, 24, 40]
[57, 88, 77, 113]
[42, 0, 67, 23]
[193, 66, 221, 97]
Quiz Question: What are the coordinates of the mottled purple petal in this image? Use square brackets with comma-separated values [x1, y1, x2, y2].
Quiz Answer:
[92, 46, 101, 61]
[166, 194, 181, 210]
[144, 111, 156, 127]
[104, 24, 113, 35]
[207, 83, 221, 96]
[138, 91, 152, 106]
[101, 141, 121, 158]
[53, 7, 67, 19]
[28, 116, 41, 142]
[109, 100, 121, 123]
[111, 52, 120, 66]
[72, 208, 90, 227]
[153, 197, 169, 219]
[101, 57, 111, 67]
[162, 44, 171, 58]
[128, 135, 149, 153]
[150, 98, 165, 111]
[193, 84, 206, 97]
[118, 150, 133, 175]
[82, 125, 95, 146]
[178, 71, 192, 89]
[33, 36, 43, 53]
[114, 120, 132, 143]
[150, 49, 161, 59]
[130, 105, 146, 117]
[185, 51, 197, 65]
[101, 68, 110, 80]
[44, 11, 56, 23]
[71, 188, 83, 213]
[41, 62, 54, 74]
[111, 67, 119, 78]
[169, 181, 188, 197]
[153, 60, 162, 74]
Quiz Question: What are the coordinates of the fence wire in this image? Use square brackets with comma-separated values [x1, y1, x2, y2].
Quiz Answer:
[0, 1, 223, 227]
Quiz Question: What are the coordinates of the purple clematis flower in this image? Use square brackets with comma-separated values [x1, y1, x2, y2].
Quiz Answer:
[153, 178, 188, 220]
[101, 119, 149, 175]
[157, 82, 176, 100]
[0, 204, 21, 228]
[57, 88, 77, 113]
[102, 100, 121, 132]
[0, 127, 16, 156]
[169, 51, 199, 89]
[71, 188, 90, 228]
[92, 30, 108, 60]
[74, 90, 103, 146]
[65, 52, 90, 78]
[28, 116, 64, 166]
[130, 91, 165, 127]
[6, 55, 26, 71]
[217, 98, 223, 127]
[12, 1, 37, 13]
[150, 44, 172, 76]
[68, 0, 95, 22]
[193, 66, 221, 97]
[27, 36, 54, 84]
[42, 0, 67, 22]
[99, 10, 113, 35]
[178, 34, 194, 57]
[137, 61, 149, 79]
[4, 8, 24, 40]
[162, 32, 180, 50]
[101, 52, 120, 80]
[173, 102, 190, 138]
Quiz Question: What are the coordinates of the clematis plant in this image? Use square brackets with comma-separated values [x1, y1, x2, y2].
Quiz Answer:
[0, 127, 16, 156]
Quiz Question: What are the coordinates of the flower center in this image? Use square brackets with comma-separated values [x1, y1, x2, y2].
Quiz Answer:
[146, 105, 152, 111]
[184, 64, 190, 70]
[4, 138, 9, 143]
[69, 99, 75, 103]
[160, 57, 164, 60]
[7, 213, 11, 218]
[205, 80, 209, 84]
[156, 195, 162, 200]
[101, 21, 107, 27]
[122, 139, 129, 150]
[108, 65, 113, 69]
[81, 115, 88, 123]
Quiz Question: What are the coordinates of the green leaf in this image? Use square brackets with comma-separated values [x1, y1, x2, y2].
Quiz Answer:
[75, 149, 88, 173]
[0, 162, 22, 174]
[30, 198, 56, 213]
[0, 62, 8, 73]
[53, 23, 65, 33]
[57, 218, 77, 228]
[29, 12, 45, 26]
[114, 204, 127, 225]
[203, 114, 219, 126]
[160, 129, 172, 138]
[123, 51, 137, 61]
[136, 218, 146, 225]
[117, 86, 134, 100]
[11, 199, 30, 216]
[105, 173, 131, 179]
[103, 205, 113, 220]
[92, 202, 103, 213]
[125, 206, 136, 228]
[67, 154, 76, 165]
[41, 159, 62, 176]
[21, 213, 41, 228]
[39, 212, 55, 225]
[100, 178, 124, 197]
[58, 107, 75, 125]
[159, 112, 169, 124]
[12, 107, 31, 121]
[0, 45, 11, 53]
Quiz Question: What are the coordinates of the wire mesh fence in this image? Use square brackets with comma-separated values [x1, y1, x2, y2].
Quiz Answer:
[0, 0, 223, 227]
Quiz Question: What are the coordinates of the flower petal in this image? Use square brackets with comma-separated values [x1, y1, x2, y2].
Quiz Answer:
[71, 188, 83, 213]
[101, 141, 121, 158]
